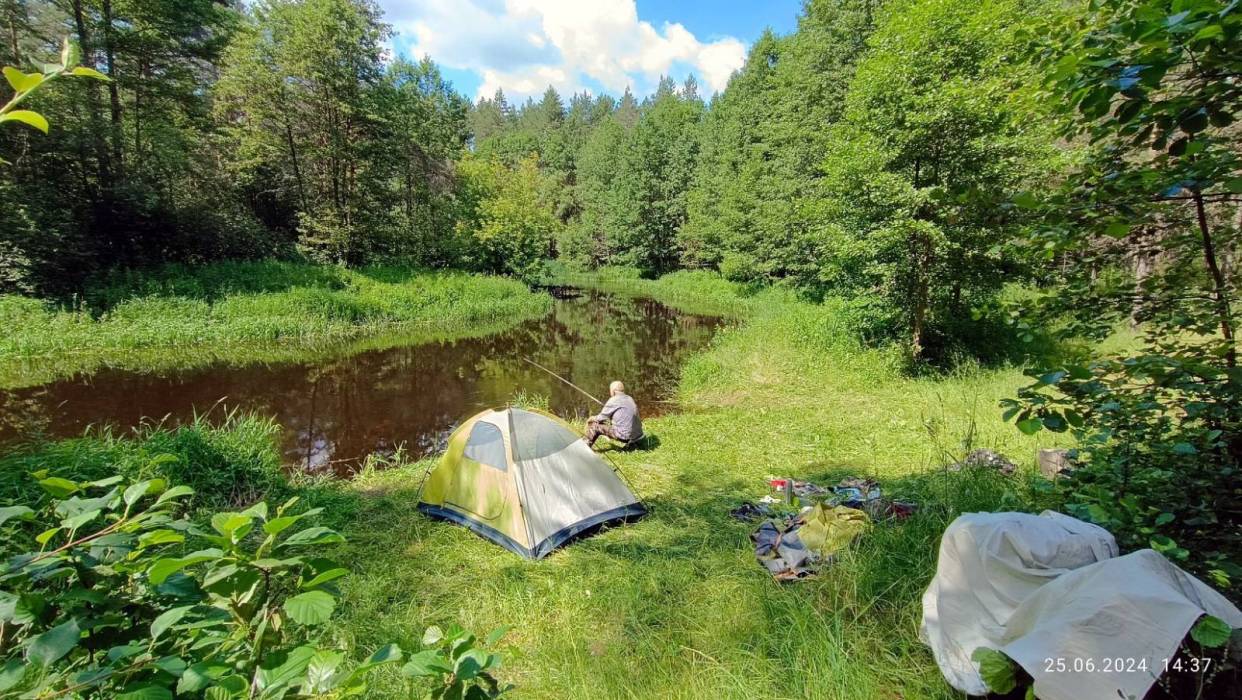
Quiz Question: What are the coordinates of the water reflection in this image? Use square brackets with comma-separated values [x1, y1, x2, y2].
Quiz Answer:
[0, 289, 722, 475]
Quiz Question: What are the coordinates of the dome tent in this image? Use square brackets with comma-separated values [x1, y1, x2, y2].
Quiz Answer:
[418, 407, 646, 559]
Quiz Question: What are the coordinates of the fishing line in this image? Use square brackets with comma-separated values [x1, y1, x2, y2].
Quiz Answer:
[522, 357, 604, 405]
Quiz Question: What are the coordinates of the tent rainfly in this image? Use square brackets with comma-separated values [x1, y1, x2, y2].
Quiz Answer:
[418, 407, 646, 559]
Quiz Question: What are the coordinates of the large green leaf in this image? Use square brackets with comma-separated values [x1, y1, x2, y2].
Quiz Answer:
[263, 507, 322, 536]
[115, 685, 173, 700]
[401, 649, 451, 678]
[177, 662, 230, 695]
[37, 476, 78, 498]
[1190, 615, 1232, 648]
[301, 567, 349, 589]
[151, 605, 195, 641]
[971, 647, 1017, 694]
[0, 659, 26, 692]
[26, 619, 81, 666]
[124, 479, 166, 507]
[255, 645, 317, 693]
[71, 66, 108, 80]
[148, 550, 223, 584]
[1, 110, 49, 133]
[279, 526, 345, 548]
[154, 485, 194, 507]
[283, 590, 336, 625]
[304, 649, 343, 693]
[0, 506, 33, 527]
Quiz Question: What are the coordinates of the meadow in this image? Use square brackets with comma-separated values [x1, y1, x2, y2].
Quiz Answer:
[0, 261, 552, 388]
[0, 271, 1064, 698]
[327, 273, 1063, 698]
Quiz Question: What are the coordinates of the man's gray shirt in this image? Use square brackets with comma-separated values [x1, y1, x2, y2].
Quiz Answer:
[594, 393, 643, 441]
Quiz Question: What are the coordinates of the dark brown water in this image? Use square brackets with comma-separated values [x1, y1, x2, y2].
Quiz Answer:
[0, 289, 722, 475]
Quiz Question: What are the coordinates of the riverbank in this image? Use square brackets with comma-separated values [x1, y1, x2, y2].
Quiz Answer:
[331, 273, 1060, 698]
[0, 261, 552, 388]
[0, 270, 1061, 698]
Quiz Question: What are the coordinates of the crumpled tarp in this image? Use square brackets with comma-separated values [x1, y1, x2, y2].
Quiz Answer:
[752, 503, 870, 581]
[798, 503, 870, 556]
[920, 511, 1242, 700]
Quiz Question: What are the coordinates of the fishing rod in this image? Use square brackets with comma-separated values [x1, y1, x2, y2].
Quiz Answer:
[522, 357, 604, 406]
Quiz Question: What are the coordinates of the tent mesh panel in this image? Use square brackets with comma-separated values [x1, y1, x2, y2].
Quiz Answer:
[510, 408, 579, 462]
[462, 421, 507, 471]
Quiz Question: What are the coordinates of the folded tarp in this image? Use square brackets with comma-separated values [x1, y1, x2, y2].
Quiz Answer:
[1001, 549, 1242, 700]
[920, 511, 1242, 700]
[920, 511, 1118, 695]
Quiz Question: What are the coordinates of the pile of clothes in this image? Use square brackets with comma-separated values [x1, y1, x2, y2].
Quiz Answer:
[735, 475, 918, 580]
[751, 503, 870, 581]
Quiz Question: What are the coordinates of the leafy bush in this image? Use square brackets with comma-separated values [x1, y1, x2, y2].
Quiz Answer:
[0, 470, 511, 698]
[1007, 0, 1242, 592]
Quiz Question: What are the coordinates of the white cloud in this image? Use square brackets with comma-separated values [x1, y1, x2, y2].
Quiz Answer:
[382, 0, 747, 101]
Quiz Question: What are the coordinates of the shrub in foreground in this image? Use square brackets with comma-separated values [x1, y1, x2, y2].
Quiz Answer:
[0, 471, 510, 699]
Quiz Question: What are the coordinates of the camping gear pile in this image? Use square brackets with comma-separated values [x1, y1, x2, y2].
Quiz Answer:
[921, 511, 1242, 700]
[752, 503, 871, 580]
[417, 407, 645, 559]
[738, 475, 915, 580]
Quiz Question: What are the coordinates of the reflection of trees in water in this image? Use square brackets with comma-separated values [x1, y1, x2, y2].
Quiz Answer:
[4, 293, 722, 475]
[0, 388, 55, 443]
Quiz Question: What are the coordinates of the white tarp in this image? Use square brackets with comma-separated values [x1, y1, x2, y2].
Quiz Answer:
[1001, 549, 1242, 700]
[920, 511, 1118, 695]
[920, 511, 1242, 700]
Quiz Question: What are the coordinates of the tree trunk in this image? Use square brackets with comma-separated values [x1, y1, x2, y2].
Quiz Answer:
[70, 0, 112, 192]
[1193, 192, 1237, 368]
[283, 119, 307, 212]
[4, 0, 23, 64]
[910, 226, 934, 361]
[101, 0, 123, 179]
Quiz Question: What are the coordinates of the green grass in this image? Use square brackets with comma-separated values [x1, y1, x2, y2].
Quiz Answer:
[327, 273, 1064, 699]
[544, 266, 760, 318]
[0, 269, 1068, 698]
[0, 411, 291, 510]
[0, 261, 552, 388]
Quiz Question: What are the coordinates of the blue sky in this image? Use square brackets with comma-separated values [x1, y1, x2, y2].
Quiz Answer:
[379, 0, 804, 102]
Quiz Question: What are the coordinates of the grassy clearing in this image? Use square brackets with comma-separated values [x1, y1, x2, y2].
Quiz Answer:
[329, 273, 1063, 699]
[0, 270, 1065, 698]
[0, 261, 552, 388]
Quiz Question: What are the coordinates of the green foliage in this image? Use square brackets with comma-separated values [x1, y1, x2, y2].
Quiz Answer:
[970, 647, 1018, 694]
[0, 37, 107, 148]
[1007, 0, 1242, 588]
[402, 625, 511, 700]
[455, 156, 560, 279]
[1191, 615, 1232, 649]
[0, 469, 510, 698]
[812, 0, 1063, 361]
[0, 262, 552, 388]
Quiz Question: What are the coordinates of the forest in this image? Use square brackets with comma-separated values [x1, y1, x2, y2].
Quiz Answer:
[0, 0, 1239, 698]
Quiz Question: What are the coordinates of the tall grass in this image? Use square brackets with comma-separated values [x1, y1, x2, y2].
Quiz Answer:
[0, 261, 552, 388]
[0, 411, 288, 509]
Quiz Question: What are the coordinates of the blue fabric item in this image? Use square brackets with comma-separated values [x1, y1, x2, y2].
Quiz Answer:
[530, 502, 648, 559]
[417, 501, 647, 560]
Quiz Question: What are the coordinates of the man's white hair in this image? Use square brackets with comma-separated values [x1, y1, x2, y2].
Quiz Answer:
[610, 380, 625, 394]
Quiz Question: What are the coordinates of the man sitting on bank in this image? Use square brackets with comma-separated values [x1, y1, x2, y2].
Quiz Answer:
[585, 380, 643, 449]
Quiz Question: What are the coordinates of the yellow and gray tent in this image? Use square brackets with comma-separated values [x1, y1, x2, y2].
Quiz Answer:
[418, 407, 646, 559]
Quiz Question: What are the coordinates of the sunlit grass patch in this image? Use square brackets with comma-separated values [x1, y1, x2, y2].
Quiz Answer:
[0, 261, 552, 388]
[325, 270, 1062, 699]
